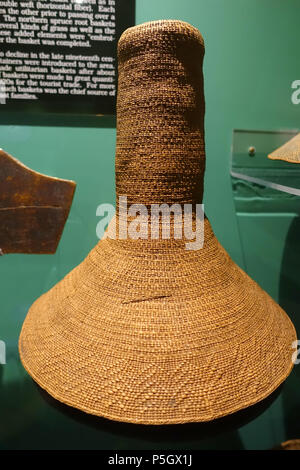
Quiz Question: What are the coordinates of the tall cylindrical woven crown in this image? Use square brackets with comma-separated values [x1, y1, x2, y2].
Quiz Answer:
[115, 20, 206, 209]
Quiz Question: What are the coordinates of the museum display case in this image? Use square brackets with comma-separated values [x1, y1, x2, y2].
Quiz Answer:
[0, 0, 300, 453]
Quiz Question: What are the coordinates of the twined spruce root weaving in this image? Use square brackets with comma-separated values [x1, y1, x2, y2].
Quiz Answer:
[19, 20, 296, 425]
[268, 133, 300, 164]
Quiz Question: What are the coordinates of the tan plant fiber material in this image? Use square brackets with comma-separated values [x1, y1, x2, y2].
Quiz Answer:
[19, 20, 297, 425]
[268, 133, 300, 163]
[278, 439, 300, 450]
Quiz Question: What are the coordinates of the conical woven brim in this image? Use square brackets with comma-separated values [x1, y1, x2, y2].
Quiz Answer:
[278, 439, 300, 450]
[19, 218, 296, 424]
[268, 133, 300, 163]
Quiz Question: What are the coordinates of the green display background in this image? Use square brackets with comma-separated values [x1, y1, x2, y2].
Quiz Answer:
[0, 0, 300, 450]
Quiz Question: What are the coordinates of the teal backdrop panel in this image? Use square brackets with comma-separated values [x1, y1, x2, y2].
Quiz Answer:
[1, 0, 300, 450]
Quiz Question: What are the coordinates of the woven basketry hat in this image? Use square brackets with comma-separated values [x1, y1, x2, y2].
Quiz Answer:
[268, 133, 300, 163]
[19, 20, 296, 425]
